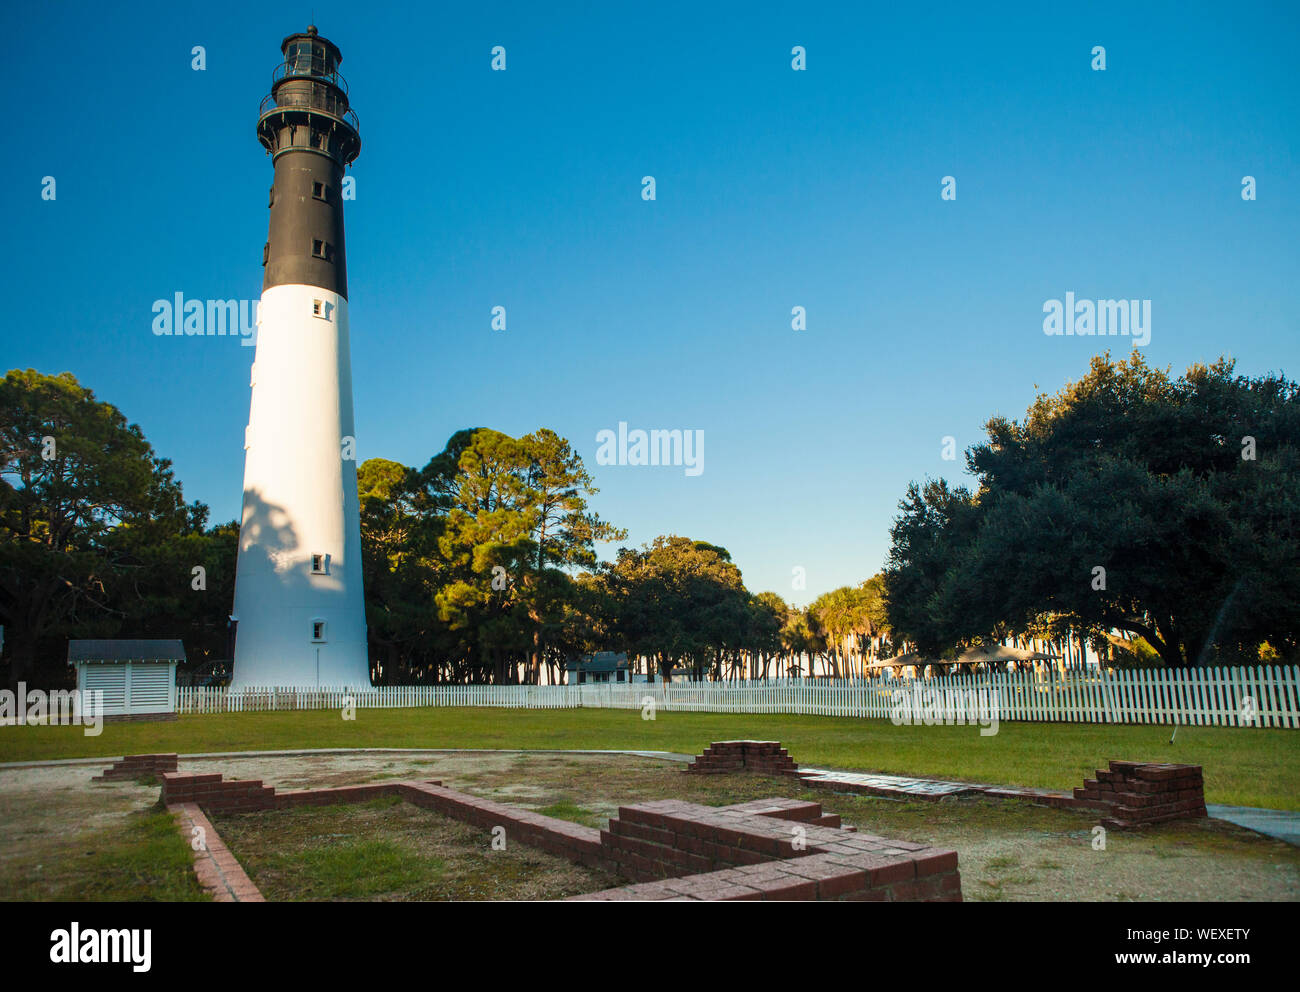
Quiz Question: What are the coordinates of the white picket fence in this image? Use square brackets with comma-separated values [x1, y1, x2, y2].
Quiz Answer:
[174, 665, 1300, 728]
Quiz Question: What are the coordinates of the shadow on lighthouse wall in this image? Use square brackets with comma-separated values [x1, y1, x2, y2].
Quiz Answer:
[235, 487, 352, 603]
[237, 488, 299, 568]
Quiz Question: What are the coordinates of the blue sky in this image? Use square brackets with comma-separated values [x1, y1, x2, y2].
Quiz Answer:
[2, 1, 1297, 605]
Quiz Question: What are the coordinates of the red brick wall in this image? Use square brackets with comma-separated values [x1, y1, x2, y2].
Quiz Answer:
[579, 797, 960, 901]
[94, 753, 178, 782]
[170, 803, 265, 902]
[1075, 760, 1207, 828]
[155, 765, 961, 902]
[686, 740, 800, 776]
[161, 773, 279, 812]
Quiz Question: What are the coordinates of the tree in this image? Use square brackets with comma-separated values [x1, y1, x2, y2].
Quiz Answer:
[808, 577, 892, 678]
[358, 427, 624, 684]
[883, 354, 1300, 666]
[882, 478, 979, 657]
[358, 457, 446, 682]
[0, 369, 207, 687]
[101, 511, 239, 672]
[604, 536, 750, 681]
[432, 429, 536, 683]
[747, 591, 788, 679]
[519, 428, 626, 684]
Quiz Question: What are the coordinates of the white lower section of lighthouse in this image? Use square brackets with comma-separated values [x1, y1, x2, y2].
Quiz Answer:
[230, 283, 369, 689]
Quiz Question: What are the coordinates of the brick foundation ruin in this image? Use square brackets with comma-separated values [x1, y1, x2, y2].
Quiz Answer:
[683, 742, 1208, 831]
[1074, 760, 1208, 829]
[99, 744, 1208, 902]
[92, 752, 179, 783]
[93, 754, 962, 902]
[685, 740, 801, 776]
[580, 797, 959, 901]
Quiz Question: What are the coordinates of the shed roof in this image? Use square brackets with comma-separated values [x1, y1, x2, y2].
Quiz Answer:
[565, 651, 630, 673]
[67, 639, 187, 665]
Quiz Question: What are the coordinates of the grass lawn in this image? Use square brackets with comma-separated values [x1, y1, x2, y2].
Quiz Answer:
[1, 707, 1297, 810]
[0, 807, 208, 901]
[209, 796, 619, 900]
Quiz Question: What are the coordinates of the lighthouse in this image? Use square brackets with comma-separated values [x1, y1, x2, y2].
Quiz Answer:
[230, 26, 369, 689]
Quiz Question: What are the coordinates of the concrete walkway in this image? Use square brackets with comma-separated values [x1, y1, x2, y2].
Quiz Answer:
[797, 767, 983, 799]
[1206, 805, 1300, 846]
[0, 746, 695, 771]
[795, 766, 1077, 807]
[799, 766, 1300, 846]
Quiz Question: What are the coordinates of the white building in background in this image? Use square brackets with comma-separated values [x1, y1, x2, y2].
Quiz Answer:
[67, 640, 182, 718]
[230, 27, 370, 689]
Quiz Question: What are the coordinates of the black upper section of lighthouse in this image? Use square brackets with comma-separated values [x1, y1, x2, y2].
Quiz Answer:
[257, 26, 360, 299]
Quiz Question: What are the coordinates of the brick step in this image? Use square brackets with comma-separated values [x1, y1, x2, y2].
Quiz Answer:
[93, 753, 179, 783]
[719, 800, 826, 823]
[685, 741, 800, 776]
[1081, 761, 1207, 829]
[601, 827, 716, 880]
[581, 798, 963, 902]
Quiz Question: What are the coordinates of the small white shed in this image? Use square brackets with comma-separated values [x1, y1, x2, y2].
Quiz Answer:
[67, 639, 183, 717]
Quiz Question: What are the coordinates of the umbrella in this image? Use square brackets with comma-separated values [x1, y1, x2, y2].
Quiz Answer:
[952, 644, 1059, 665]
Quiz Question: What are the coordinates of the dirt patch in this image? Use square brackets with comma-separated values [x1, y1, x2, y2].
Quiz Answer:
[838, 795, 1297, 902]
[0, 764, 195, 900]
[209, 796, 619, 901]
[177, 750, 520, 792]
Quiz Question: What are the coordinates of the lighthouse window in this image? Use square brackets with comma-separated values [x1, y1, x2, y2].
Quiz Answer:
[311, 553, 328, 574]
[312, 181, 329, 202]
[312, 239, 333, 261]
[311, 620, 327, 642]
[288, 43, 316, 75]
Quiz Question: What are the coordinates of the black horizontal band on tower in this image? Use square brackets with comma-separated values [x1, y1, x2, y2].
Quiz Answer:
[258, 26, 359, 299]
